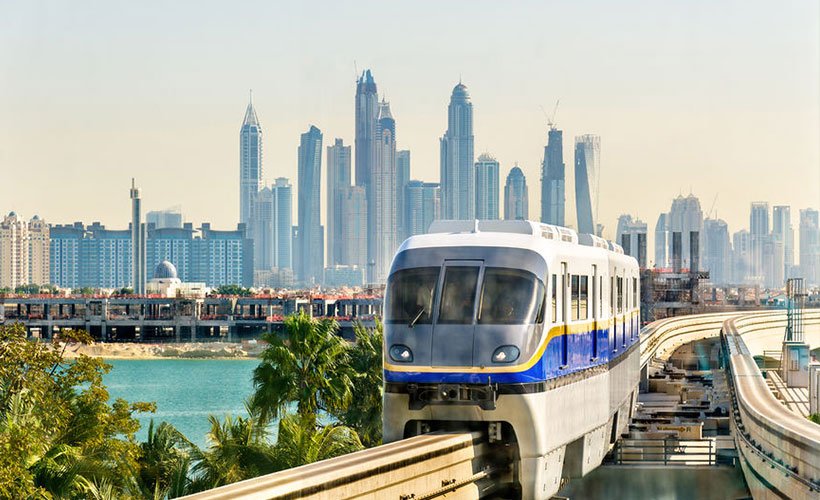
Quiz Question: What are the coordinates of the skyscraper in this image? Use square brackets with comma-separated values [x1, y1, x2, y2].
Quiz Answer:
[474, 153, 500, 220]
[396, 150, 411, 240]
[440, 82, 474, 220]
[732, 229, 751, 283]
[666, 194, 703, 271]
[654, 213, 669, 268]
[574, 135, 600, 234]
[239, 94, 263, 229]
[703, 218, 731, 284]
[327, 138, 351, 267]
[341, 186, 367, 269]
[504, 165, 528, 221]
[540, 128, 565, 226]
[615, 214, 648, 268]
[369, 100, 397, 283]
[772, 205, 793, 280]
[405, 181, 441, 237]
[749, 202, 769, 284]
[799, 208, 819, 284]
[0, 213, 49, 289]
[296, 126, 323, 285]
[273, 178, 293, 271]
[130, 179, 145, 294]
[147, 208, 183, 229]
[252, 178, 293, 273]
[355, 70, 378, 189]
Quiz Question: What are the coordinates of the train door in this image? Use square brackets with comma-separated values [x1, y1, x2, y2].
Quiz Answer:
[561, 262, 568, 367]
[431, 260, 482, 367]
[592, 264, 598, 360]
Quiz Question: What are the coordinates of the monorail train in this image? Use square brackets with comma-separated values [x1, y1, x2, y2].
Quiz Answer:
[383, 220, 641, 500]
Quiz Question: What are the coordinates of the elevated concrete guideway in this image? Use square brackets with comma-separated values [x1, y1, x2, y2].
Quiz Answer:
[178, 310, 820, 499]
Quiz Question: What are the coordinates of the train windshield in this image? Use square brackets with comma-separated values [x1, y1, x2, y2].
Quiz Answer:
[385, 267, 440, 324]
[477, 268, 545, 325]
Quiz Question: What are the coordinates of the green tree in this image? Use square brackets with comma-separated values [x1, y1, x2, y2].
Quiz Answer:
[332, 322, 383, 447]
[251, 312, 353, 423]
[189, 404, 276, 492]
[809, 413, 820, 425]
[135, 420, 195, 499]
[71, 286, 97, 296]
[14, 283, 41, 295]
[213, 285, 252, 297]
[272, 413, 363, 470]
[0, 324, 155, 499]
[118, 287, 135, 296]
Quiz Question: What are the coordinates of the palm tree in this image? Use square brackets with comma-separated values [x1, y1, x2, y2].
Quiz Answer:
[190, 403, 276, 491]
[251, 312, 353, 423]
[333, 322, 383, 447]
[135, 420, 195, 499]
[272, 413, 363, 470]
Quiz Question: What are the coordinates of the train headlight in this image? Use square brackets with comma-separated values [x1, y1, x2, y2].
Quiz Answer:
[389, 344, 413, 363]
[492, 345, 520, 363]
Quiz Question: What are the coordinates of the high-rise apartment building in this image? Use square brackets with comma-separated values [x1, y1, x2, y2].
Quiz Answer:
[772, 205, 793, 280]
[405, 181, 441, 237]
[799, 208, 819, 285]
[732, 229, 751, 284]
[440, 82, 475, 220]
[396, 150, 411, 240]
[574, 135, 600, 234]
[666, 194, 703, 271]
[239, 95, 263, 230]
[504, 166, 528, 221]
[355, 70, 378, 189]
[252, 178, 293, 274]
[369, 100, 397, 283]
[327, 138, 351, 267]
[615, 214, 648, 268]
[50, 223, 83, 289]
[474, 153, 500, 220]
[341, 186, 367, 269]
[749, 202, 769, 285]
[130, 179, 146, 294]
[296, 125, 324, 285]
[540, 128, 565, 226]
[703, 218, 731, 284]
[654, 213, 669, 268]
[0, 213, 49, 289]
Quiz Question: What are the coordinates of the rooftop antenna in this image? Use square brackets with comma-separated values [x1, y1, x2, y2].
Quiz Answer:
[354, 60, 359, 80]
[249, 89, 253, 105]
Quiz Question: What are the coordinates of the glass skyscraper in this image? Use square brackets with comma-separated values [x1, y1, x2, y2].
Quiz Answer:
[440, 82, 474, 220]
[396, 150, 411, 240]
[355, 70, 378, 189]
[370, 100, 397, 283]
[405, 181, 441, 237]
[474, 153, 499, 220]
[574, 135, 600, 235]
[540, 128, 565, 227]
[504, 166, 528, 221]
[296, 125, 324, 285]
[239, 95, 263, 230]
[327, 138, 351, 267]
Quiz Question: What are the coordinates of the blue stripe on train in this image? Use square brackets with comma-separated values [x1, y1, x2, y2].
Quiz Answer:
[384, 317, 640, 385]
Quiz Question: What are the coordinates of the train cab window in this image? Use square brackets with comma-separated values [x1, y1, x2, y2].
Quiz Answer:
[438, 266, 480, 324]
[571, 275, 579, 321]
[580, 276, 588, 319]
[385, 267, 440, 324]
[477, 268, 545, 325]
[551, 274, 557, 322]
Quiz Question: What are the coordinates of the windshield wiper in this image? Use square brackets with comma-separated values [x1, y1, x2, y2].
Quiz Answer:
[408, 308, 425, 329]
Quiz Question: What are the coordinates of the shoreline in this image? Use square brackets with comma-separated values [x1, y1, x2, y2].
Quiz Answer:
[62, 341, 264, 360]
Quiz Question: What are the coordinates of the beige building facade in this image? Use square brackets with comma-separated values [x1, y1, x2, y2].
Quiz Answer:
[0, 212, 50, 289]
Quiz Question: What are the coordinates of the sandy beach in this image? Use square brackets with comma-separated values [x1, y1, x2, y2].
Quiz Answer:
[62, 341, 265, 360]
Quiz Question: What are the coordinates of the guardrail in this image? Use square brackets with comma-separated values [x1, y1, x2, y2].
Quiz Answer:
[610, 438, 718, 466]
[178, 431, 509, 500]
[721, 312, 820, 498]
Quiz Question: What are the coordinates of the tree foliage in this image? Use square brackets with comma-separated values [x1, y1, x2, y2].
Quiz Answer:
[0, 323, 155, 499]
[251, 312, 353, 423]
[213, 285, 252, 297]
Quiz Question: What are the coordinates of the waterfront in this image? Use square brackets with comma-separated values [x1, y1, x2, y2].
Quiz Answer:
[104, 359, 259, 449]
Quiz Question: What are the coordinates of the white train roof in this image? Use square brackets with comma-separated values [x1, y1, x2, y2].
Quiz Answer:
[422, 219, 624, 254]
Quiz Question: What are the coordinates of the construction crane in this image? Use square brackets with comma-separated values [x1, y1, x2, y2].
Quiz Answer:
[547, 99, 560, 130]
[705, 193, 719, 219]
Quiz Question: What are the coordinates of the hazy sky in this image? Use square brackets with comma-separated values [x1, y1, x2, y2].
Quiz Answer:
[1, 1, 818, 251]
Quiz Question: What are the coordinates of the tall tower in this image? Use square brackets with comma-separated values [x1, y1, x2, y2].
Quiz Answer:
[239, 93, 263, 229]
[574, 135, 600, 234]
[474, 153, 499, 220]
[327, 138, 351, 267]
[396, 150, 411, 240]
[370, 100, 397, 283]
[749, 202, 770, 284]
[130, 178, 146, 294]
[296, 126, 323, 285]
[540, 128, 565, 226]
[355, 70, 378, 188]
[504, 165, 528, 221]
[440, 82, 475, 220]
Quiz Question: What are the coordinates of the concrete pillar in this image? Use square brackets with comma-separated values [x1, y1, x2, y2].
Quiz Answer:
[47, 322, 53, 340]
[176, 323, 181, 342]
[101, 322, 107, 341]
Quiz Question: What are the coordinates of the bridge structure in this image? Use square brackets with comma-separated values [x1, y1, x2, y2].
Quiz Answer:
[174, 310, 820, 499]
[0, 294, 383, 341]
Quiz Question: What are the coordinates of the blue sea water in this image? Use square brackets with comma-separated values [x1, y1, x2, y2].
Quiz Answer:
[104, 359, 260, 449]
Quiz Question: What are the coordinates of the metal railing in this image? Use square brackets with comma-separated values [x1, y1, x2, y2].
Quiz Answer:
[609, 438, 717, 466]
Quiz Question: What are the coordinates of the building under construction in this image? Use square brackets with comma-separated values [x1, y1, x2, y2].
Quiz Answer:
[641, 230, 710, 323]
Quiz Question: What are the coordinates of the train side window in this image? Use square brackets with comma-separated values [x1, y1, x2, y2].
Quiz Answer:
[571, 275, 579, 321]
[561, 263, 567, 323]
[536, 286, 546, 324]
[617, 277, 623, 313]
[599, 276, 603, 317]
[551, 274, 557, 322]
[633, 277, 638, 308]
[610, 276, 614, 313]
[580, 276, 588, 319]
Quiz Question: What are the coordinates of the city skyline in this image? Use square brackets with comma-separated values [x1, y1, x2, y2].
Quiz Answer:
[0, 1, 818, 252]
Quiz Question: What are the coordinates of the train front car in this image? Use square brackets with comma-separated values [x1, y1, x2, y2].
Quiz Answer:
[383, 220, 641, 500]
